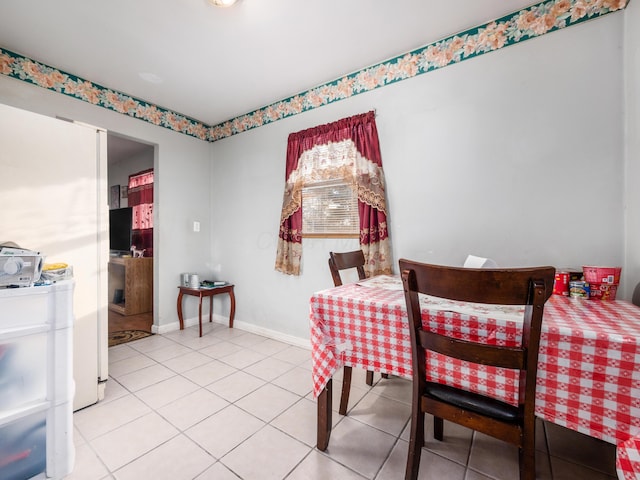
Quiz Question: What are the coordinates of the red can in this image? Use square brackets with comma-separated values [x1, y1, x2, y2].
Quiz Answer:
[553, 272, 570, 296]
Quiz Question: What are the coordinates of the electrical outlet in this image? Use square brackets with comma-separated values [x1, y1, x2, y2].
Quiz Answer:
[193, 221, 200, 232]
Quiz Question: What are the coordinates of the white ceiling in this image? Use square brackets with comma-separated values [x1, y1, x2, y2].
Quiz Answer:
[0, 0, 539, 128]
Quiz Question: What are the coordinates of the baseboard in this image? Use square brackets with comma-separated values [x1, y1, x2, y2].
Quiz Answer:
[152, 314, 310, 350]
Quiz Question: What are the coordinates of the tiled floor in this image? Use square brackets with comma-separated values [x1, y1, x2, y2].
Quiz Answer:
[67, 322, 618, 480]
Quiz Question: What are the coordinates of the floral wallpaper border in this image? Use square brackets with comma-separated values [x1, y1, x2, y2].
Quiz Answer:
[0, 0, 628, 143]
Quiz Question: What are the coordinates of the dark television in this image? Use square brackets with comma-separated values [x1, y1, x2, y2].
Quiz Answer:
[109, 207, 132, 253]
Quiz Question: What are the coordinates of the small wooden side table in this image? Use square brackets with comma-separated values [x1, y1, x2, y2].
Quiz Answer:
[176, 284, 235, 337]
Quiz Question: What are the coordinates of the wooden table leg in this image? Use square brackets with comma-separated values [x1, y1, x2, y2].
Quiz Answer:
[228, 288, 235, 328]
[209, 295, 213, 323]
[317, 378, 332, 451]
[177, 290, 184, 330]
[198, 294, 203, 337]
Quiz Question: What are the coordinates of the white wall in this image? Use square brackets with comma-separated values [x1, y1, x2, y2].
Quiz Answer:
[0, 77, 212, 330]
[624, 1, 640, 299]
[210, 14, 625, 342]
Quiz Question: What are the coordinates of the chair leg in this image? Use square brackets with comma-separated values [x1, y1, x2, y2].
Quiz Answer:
[405, 404, 425, 480]
[339, 366, 353, 415]
[382, 373, 389, 379]
[366, 370, 374, 386]
[434, 416, 444, 441]
[519, 427, 536, 480]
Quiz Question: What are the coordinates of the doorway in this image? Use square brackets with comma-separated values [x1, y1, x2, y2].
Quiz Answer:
[107, 133, 155, 340]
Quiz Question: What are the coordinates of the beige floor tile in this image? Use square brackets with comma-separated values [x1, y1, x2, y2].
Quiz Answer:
[271, 366, 314, 397]
[74, 394, 152, 441]
[194, 461, 241, 479]
[116, 363, 176, 392]
[135, 375, 200, 410]
[181, 358, 237, 386]
[218, 348, 267, 370]
[348, 391, 411, 437]
[288, 450, 366, 479]
[128, 335, 176, 353]
[272, 345, 312, 365]
[143, 342, 193, 362]
[400, 416, 473, 466]
[157, 388, 229, 430]
[323, 416, 396, 478]
[91, 412, 178, 471]
[271, 397, 318, 446]
[185, 404, 265, 459]
[172, 332, 224, 350]
[64, 443, 109, 480]
[108, 353, 156, 378]
[468, 432, 519, 480]
[235, 383, 301, 422]
[67, 324, 623, 480]
[243, 355, 296, 381]
[108, 344, 138, 364]
[197, 340, 243, 359]
[163, 351, 212, 374]
[101, 378, 128, 404]
[220, 425, 311, 480]
[111, 434, 214, 480]
[250, 338, 291, 356]
[371, 375, 412, 404]
[377, 440, 466, 480]
[227, 331, 272, 348]
[205, 370, 266, 403]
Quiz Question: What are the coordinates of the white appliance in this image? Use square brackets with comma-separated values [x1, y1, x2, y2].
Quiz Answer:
[0, 247, 44, 288]
[0, 280, 75, 479]
[0, 104, 110, 413]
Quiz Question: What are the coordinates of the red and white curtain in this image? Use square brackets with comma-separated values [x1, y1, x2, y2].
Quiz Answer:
[128, 169, 153, 256]
[275, 111, 392, 276]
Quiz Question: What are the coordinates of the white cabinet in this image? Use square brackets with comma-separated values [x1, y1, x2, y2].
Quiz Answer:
[0, 281, 75, 480]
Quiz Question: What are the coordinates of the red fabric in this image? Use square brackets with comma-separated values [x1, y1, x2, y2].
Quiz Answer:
[128, 169, 153, 256]
[280, 111, 382, 247]
[309, 279, 640, 479]
[277, 111, 390, 275]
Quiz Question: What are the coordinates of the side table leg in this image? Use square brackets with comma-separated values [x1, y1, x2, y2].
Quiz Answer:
[317, 379, 332, 451]
[177, 291, 184, 330]
[209, 295, 213, 323]
[228, 288, 236, 328]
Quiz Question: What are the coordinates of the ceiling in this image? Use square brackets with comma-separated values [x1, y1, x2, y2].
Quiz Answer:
[0, 0, 540, 128]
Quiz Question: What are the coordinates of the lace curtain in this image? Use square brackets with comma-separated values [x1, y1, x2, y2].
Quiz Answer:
[275, 111, 392, 276]
[128, 168, 153, 257]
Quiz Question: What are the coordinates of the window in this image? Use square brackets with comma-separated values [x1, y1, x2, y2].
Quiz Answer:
[302, 179, 358, 237]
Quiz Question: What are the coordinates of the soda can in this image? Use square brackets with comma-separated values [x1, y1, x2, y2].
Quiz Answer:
[569, 280, 590, 299]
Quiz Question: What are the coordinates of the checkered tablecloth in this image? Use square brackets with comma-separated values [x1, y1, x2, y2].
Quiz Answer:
[309, 276, 640, 480]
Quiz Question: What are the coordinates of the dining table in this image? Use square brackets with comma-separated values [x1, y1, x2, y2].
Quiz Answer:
[309, 275, 640, 480]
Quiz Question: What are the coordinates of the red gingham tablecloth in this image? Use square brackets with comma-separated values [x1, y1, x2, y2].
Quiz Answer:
[309, 276, 640, 480]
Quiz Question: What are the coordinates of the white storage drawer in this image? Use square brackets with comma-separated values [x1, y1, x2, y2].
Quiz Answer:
[0, 328, 48, 412]
[0, 281, 74, 479]
[0, 288, 48, 329]
[0, 409, 47, 480]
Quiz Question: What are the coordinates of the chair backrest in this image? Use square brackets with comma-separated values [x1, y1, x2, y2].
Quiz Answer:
[328, 250, 367, 287]
[399, 259, 555, 409]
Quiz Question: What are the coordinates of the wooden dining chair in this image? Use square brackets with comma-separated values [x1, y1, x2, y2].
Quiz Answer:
[328, 250, 388, 415]
[399, 259, 555, 480]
